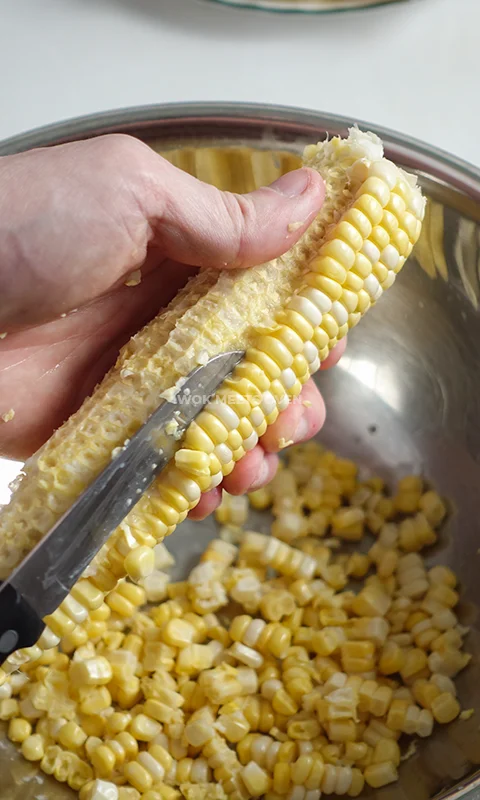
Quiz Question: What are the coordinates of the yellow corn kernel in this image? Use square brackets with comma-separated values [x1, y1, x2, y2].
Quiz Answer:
[372, 739, 401, 767]
[400, 648, 428, 682]
[248, 487, 272, 510]
[352, 586, 391, 617]
[273, 762, 291, 795]
[426, 583, 459, 609]
[105, 712, 132, 736]
[80, 715, 106, 739]
[386, 699, 410, 731]
[230, 642, 264, 670]
[129, 714, 162, 742]
[412, 679, 440, 710]
[241, 761, 271, 796]
[21, 733, 46, 762]
[67, 757, 95, 791]
[61, 627, 89, 653]
[398, 514, 436, 552]
[319, 608, 348, 627]
[69, 657, 113, 687]
[142, 697, 180, 727]
[341, 641, 375, 673]
[364, 761, 398, 788]
[431, 629, 462, 652]
[322, 564, 347, 591]
[394, 490, 421, 514]
[331, 507, 365, 541]
[344, 742, 369, 763]
[8, 718, 32, 743]
[115, 732, 138, 760]
[162, 618, 196, 648]
[260, 590, 296, 622]
[398, 476, 423, 493]
[348, 768, 365, 797]
[200, 666, 243, 705]
[348, 617, 389, 647]
[431, 692, 461, 724]
[428, 649, 470, 677]
[118, 789, 141, 800]
[326, 719, 357, 743]
[376, 549, 399, 579]
[91, 745, 116, 778]
[124, 546, 155, 582]
[80, 780, 121, 800]
[419, 491, 446, 526]
[313, 628, 345, 657]
[90, 603, 112, 622]
[346, 553, 370, 579]
[0, 698, 19, 720]
[258, 623, 292, 659]
[271, 688, 298, 716]
[148, 743, 173, 775]
[271, 512, 307, 544]
[79, 687, 112, 716]
[117, 677, 142, 710]
[287, 718, 321, 740]
[143, 641, 176, 672]
[124, 761, 153, 793]
[58, 721, 88, 750]
[177, 643, 219, 676]
[429, 565, 456, 588]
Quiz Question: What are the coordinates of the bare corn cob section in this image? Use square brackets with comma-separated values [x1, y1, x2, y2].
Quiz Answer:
[0, 129, 425, 678]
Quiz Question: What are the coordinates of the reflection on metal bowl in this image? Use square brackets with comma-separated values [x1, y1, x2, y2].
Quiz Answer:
[0, 103, 479, 800]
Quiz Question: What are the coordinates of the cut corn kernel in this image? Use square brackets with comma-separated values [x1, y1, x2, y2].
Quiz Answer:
[364, 761, 398, 788]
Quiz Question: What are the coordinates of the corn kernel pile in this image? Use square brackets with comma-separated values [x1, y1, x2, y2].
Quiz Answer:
[2, 442, 470, 800]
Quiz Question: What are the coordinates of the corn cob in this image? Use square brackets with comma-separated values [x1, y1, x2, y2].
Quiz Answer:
[0, 128, 425, 677]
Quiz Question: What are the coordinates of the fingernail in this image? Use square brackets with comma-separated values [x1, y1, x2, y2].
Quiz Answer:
[294, 415, 310, 443]
[269, 169, 311, 198]
[250, 459, 270, 490]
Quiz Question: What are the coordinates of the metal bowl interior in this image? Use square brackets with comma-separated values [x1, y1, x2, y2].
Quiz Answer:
[0, 104, 480, 800]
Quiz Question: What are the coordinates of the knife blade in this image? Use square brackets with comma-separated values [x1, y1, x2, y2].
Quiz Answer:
[0, 350, 244, 661]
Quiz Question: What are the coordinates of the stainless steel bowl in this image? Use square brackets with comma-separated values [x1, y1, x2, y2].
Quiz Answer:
[0, 103, 480, 800]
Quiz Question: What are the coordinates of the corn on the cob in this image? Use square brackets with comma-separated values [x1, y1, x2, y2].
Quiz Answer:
[0, 129, 425, 678]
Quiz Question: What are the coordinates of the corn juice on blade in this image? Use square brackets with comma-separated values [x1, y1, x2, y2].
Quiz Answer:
[0, 128, 425, 676]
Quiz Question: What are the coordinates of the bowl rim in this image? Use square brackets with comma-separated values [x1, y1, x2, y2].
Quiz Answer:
[0, 101, 479, 203]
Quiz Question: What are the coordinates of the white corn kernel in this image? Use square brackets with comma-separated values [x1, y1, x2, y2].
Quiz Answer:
[289, 295, 322, 326]
[362, 241, 381, 264]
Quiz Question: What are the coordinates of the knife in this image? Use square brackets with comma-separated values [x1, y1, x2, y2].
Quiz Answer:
[0, 350, 244, 664]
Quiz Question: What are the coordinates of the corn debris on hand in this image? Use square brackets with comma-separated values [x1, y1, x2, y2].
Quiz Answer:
[0, 129, 425, 676]
[3, 443, 469, 799]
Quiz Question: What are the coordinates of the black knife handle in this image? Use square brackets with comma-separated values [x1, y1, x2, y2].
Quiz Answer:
[0, 581, 46, 664]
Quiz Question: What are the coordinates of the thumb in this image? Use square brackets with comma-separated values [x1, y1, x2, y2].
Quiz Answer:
[147, 158, 325, 269]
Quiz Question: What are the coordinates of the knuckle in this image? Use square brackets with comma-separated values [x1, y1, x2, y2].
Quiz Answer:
[220, 192, 258, 268]
[90, 134, 152, 168]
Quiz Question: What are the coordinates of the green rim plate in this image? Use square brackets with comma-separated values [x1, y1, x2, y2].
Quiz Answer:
[204, 0, 404, 14]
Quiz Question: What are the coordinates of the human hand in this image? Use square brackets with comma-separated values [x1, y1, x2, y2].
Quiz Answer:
[0, 134, 345, 518]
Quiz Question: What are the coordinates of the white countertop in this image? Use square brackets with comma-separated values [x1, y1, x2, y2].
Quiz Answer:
[0, 0, 478, 501]
[0, 0, 479, 166]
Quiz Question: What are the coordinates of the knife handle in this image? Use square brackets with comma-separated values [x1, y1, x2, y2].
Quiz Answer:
[0, 581, 46, 665]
